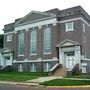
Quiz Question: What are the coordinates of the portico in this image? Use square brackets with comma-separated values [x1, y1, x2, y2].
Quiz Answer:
[57, 39, 81, 71]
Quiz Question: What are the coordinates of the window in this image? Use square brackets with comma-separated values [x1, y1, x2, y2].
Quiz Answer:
[65, 51, 75, 56]
[44, 27, 51, 53]
[18, 32, 24, 55]
[18, 64, 23, 72]
[5, 56, 10, 60]
[83, 35, 86, 43]
[65, 22, 73, 31]
[30, 63, 36, 72]
[7, 34, 12, 42]
[30, 30, 37, 54]
[83, 24, 85, 32]
[44, 62, 51, 72]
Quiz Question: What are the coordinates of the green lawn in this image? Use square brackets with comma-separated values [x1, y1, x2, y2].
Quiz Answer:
[0, 72, 48, 82]
[41, 79, 90, 86]
[67, 74, 90, 79]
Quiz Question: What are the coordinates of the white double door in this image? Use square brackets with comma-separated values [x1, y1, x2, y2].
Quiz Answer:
[65, 51, 75, 69]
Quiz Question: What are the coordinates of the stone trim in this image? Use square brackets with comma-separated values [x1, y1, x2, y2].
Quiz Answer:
[13, 58, 58, 63]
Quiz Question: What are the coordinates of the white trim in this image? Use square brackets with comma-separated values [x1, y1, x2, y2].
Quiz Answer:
[83, 24, 85, 32]
[15, 11, 55, 26]
[38, 26, 42, 29]
[44, 52, 52, 54]
[65, 22, 74, 32]
[18, 55, 24, 56]
[26, 28, 29, 32]
[81, 18, 90, 27]
[81, 58, 90, 61]
[59, 17, 81, 23]
[15, 18, 56, 31]
[81, 63, 87, 66]
[13, 58, 58, 63]
[4, 32, 13, 35]
[7, 34, 12, 42]
[30, 54, 37, 56]
[4, 17, 90, 35]
[59, 17, 90, 27]
[52, 57, 58, 60]
[50, 63, 59, 71]
[53, 23, 57, 26]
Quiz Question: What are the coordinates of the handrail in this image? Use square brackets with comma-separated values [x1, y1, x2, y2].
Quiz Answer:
[49, 63, 59, 72]
[67, 63, 78, 71]
[67, 64, 76, 71]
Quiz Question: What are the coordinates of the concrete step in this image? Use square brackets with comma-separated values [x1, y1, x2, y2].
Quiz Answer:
[53, 66, 67, 77]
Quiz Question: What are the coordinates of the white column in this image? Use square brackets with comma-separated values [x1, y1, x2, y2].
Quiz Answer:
[75, 46, 81, 69]
[59, 47, 64, 65]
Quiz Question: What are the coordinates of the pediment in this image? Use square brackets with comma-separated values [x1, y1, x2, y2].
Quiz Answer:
[57, 39, 79, 47]
[61, 41, 75, 46]
[15, 11, 54, 26]
[1, 48, 13, 53]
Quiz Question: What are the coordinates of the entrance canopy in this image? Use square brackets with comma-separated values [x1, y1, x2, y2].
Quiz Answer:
[57, 39, 79, 47]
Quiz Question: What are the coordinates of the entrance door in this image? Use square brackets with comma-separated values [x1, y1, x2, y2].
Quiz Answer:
[65, 51, 75, 69]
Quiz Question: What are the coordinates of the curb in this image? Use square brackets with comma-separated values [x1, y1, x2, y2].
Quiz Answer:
[0, 81, 44, 87]
[47, 85, 90, 88]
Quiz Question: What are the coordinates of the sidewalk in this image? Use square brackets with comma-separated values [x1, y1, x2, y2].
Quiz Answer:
[0, 77, 90, 88]
[26, 76, 62, 83]
[0, 81, 39, 87]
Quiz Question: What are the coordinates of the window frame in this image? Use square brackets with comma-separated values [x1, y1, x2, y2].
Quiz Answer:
[44, 27, 51, 54]
[18, 32, 24, 56]
[18, 64, 23, 72]
[65, 22, 74, 32]
[7, 34, 12, 42]
[83, 24, 85, 32]
[44, 62, 51, 72]
[30, 30, 37, 55]
[30, 63, 36, 72]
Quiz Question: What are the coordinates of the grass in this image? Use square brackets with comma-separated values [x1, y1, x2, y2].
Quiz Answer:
[0, 72, 48, 82]
[41, 79, 90, 86]
[66, 74, 90, 79]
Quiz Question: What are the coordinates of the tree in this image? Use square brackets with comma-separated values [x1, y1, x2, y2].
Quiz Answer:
[0, 34, 3, 48]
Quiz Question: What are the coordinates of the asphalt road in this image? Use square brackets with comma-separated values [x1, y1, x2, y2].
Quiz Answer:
[0, 84, 90, 90]
[48, 88, 90, 90]
[0, 84, 47, 90]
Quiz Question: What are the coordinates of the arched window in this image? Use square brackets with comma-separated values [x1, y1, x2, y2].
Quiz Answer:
[18, 32, 24, 55]
[30, 30, 37, 54]
[44, 27, 51, 53]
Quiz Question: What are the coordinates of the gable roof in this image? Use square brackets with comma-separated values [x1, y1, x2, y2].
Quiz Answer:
[1, 48, 13, 54]
[15, 11, 56, 26]
[57, 39, 79, 47]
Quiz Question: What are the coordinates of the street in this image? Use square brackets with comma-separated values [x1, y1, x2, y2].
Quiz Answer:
[0, 84, 47, 90]
[0, 84, 90, 90]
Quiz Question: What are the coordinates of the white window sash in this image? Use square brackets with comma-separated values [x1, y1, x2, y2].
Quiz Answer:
[7, 35, 12, 42]
[65, 22, 73, 32]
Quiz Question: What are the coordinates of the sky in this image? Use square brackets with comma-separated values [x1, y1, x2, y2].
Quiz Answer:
[0, 0, 90, 34]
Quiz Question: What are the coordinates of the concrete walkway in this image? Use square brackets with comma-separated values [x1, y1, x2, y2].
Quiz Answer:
[26, 76, 62, 83]
[0, 81, 39, 86]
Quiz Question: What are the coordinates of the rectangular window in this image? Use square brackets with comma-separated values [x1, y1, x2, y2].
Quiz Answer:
[7, 34, 12, 42]
[65, 22, 73, 32]
[30, 63, 36, 72]
[44, 28, 51, 54]
[83, 35, 86, 43]
[18, 32, 24, 55]
[18, 64, 23, 72]
[30, 30, 37, 54]
[83, 24, 85, 32]
[44, 62, 51, 72]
